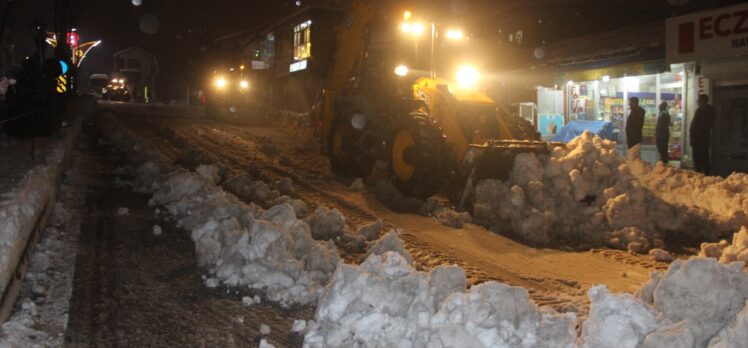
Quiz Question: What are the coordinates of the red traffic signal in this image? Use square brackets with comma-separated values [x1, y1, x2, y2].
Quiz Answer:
[66, 30, 80, 48]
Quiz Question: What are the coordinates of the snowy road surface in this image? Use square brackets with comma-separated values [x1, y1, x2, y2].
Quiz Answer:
[0, 121, 310, 347]
[113, 111, 667, 319]
[4, 103, 746, 347]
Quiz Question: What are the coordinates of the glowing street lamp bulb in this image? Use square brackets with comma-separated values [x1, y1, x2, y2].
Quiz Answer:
[394, 65, 409, 77]
[446, 29, 464, 40]
[400, 22, 412, 33]
[403, 10, 412, 21]
[239, 80, 249, 89]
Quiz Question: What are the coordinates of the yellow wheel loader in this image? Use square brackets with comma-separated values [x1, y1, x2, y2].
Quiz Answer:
[313, 0, 558, 206]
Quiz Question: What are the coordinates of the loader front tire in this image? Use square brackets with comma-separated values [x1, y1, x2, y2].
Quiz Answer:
[390, 113, 444, 199]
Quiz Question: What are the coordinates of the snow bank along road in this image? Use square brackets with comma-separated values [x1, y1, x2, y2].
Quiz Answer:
[0, 97, 92, 324]
[73, 103, 748, 347]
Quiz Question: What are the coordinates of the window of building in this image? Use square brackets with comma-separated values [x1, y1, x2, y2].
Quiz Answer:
[127, 58, 141, 69]
[515, 30, 523, 44]
[293, 20, 312, 60]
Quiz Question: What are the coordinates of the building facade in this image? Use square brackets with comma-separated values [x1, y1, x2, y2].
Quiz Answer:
[666, 2, 748, 176]
[242, 2, 344, 113]
[113, 47, 159, 103]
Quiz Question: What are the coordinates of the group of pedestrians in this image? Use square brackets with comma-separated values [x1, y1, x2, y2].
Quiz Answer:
[625, 94, 714, 175]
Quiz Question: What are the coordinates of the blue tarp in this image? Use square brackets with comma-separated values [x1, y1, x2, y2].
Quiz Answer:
[551, 120, 616, 143]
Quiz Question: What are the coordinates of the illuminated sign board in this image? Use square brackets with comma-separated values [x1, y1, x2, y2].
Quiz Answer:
[289, 59, 308, 72]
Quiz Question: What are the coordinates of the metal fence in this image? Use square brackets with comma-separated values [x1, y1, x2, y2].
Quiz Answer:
[1, 104, 65, 159]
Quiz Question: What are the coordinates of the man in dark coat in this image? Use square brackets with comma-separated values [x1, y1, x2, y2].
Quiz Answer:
[655, 102, 671, 164]
[626, 97, 645, 149]
[690, 94, 715, 175]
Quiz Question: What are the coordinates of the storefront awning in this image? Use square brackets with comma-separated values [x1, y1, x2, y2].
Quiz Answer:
[552, 59, 669, 85]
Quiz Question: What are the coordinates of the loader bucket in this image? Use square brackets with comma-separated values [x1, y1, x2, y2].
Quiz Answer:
[456, 140, 566, 209]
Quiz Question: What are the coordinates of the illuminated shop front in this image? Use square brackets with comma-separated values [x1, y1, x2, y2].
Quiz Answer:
[538, 64, 687, 162]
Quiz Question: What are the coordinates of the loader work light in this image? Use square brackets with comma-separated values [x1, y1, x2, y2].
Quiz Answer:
[445, 29, 464, 40]
[214, 77, 227, 89]
[456, 65, 479, 89]
[394, 65, 409, 77]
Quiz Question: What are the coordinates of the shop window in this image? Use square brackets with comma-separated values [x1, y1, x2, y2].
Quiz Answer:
[293, 20, 312, 60]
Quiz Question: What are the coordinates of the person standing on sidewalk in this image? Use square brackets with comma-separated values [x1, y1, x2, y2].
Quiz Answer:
[655, 101, 671, 164]
[690, 94, 715, 175]
[626, 97, 645, 153]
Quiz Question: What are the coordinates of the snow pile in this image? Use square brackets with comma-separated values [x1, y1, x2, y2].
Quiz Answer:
[633, 258, 748, 347]
[138, 165, 341, 306]
[303, 206, 346, 241]
[196, 164, 221, 185]
[699, 226, 748, 267]
[306, 254, 748, 347]
[473, 131, 713, 251]
[581, 285, 657, 348]
[304, 251, 578, 347]
[635, 162, 748, 232]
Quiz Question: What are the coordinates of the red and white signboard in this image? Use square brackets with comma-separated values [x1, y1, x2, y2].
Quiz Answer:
[666, 3, 748, 64]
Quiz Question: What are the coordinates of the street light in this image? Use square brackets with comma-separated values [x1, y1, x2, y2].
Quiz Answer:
[239, 80, 249, 89]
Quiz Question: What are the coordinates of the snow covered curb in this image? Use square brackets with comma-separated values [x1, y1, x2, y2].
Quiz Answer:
[0, 99, 89, 321]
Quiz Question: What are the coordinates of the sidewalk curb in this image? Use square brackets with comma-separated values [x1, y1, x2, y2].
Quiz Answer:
[0, 97, 95, 323]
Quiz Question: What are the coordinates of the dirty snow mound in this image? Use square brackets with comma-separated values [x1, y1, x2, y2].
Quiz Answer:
[635, 161, 748, 232]
[141, 167, 339, 306]
[699, 226, 748, 266]
[356, 219, 383, 241]
[303, 206, 346, 241]
[473, 131, 713, 251]
[434, 208, 472, 229]
[366, 230, 413, 264]
[581, 285, 657, 348]
[291, 319, 307, 333]
[196, 164, 221, 185]
[304, 252, 577, 347]
[349, 178, 365, 192]
[708, 300, 748, 347]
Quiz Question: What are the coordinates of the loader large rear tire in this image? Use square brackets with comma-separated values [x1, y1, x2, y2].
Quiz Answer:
[390, 113, 444, 199]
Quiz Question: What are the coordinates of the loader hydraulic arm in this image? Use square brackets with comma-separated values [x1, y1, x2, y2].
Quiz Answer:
[314, 0, 378, 149]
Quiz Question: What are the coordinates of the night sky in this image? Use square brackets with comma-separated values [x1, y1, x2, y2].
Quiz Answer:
[3, 0, 744, 100]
